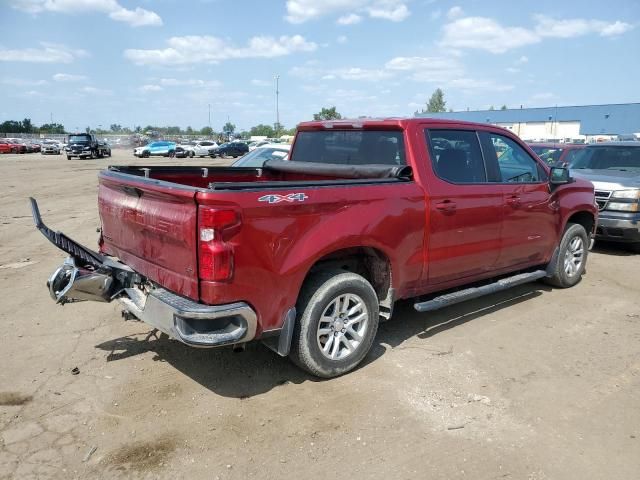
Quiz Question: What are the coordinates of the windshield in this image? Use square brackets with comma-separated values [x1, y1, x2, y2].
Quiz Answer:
[570, 147, 640, 171]
[233, 147, 289, 167]
[68, 135, 90, 143]
[290, 130, 406, 165]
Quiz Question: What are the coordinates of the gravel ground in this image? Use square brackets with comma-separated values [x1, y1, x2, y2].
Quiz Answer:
[1, 150, 639, 479]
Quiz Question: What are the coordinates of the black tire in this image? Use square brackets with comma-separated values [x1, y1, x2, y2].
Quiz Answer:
[544, 223, 589, 288]
[67, 155, 72, 160]
[168, 150, 175, 158]
[142, 151, 150, 158]
[289, 269, 379, 378]
[189, 151, 194, 158]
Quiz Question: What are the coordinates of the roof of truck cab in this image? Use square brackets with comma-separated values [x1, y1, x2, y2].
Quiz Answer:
[297, 117, 509, 130]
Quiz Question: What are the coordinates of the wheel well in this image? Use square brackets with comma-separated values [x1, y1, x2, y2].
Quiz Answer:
[567, 211, 595, 235]
[305, 247, 394, 320]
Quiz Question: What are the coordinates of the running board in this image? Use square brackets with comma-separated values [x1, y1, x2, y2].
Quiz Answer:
[414, 270, 547, 313]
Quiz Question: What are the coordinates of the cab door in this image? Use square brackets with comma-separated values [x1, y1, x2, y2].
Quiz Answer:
[479, 131, 559, 268]
[422, 129, 504, 285]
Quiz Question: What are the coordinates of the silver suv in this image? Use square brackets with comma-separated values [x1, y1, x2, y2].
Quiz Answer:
[570, 142, 640, 252]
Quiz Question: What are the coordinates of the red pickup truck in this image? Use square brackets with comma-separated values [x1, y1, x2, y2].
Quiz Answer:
[32, 118, 597, 378]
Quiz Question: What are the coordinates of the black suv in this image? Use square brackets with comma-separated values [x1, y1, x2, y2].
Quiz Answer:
[212, 142, 249, 158]
[65, 133, 110, 160]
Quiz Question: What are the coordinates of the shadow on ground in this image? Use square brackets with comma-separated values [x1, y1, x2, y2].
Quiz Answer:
[591, 240, 637, 257]
[95, 282, 550, 399]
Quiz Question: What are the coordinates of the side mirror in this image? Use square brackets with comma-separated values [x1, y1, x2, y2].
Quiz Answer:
[550, 166, 571, 186]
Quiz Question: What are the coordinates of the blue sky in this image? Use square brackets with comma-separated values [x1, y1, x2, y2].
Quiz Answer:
[1, 0, 638, 132]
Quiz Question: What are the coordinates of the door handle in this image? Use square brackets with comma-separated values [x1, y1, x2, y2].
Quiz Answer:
[435, 200, 457, 212]
[506, 195, 521, 207]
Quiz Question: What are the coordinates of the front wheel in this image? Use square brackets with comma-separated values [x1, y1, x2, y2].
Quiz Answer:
[544, 223, 589, 288]
[189, 151, 194, 158]
[290, 270, 379, 378]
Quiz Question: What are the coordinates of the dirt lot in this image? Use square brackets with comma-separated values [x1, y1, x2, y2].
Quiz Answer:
[1, 150, 639, 479]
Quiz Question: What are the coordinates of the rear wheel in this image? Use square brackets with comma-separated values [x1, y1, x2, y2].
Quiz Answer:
[544, 223, 589, 288]
[628, 243, 640, 254]
[189, 151, 194, 158]
[142, 151, 150, 158]
[67, 155, 72, 160]
[290, 270, 379, 378]
[168, 150, 175, 158]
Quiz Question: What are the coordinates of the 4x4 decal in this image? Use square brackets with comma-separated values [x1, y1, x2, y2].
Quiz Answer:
[258, 193, 309, 204]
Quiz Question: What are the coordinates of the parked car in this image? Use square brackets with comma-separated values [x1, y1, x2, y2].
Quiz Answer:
[41, 140, 61, 155]
[192, 141, 218, 158]
[569, 142, 640, 251]
[232, 144, 291, 167]
[65, 133, 110, 159]
[133, 141, 177, 158]
[528, 143, 586, 167]
[5, 139, 26, 154]
[248, 140, 270, 151]
[175, 145, 189, 158]
[0, 140, 13, 154]
[98, 141, 112, 157]
[212, 141, 249, 158]
[29, 141, 41, 153]
[31, 117, 597, 378]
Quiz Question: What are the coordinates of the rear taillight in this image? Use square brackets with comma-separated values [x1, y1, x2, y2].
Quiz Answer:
[198, 207, 240, 282]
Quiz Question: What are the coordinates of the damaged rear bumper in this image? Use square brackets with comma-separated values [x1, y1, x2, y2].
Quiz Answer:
[31, 197, 257, 348]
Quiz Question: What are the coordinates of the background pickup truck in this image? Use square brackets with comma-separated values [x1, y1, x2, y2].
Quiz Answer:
[65, 133, 109, 160]
[33, 118, 597, 378]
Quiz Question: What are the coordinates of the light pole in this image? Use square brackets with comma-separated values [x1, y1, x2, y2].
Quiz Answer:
[208, 104, 211, 136]
[274, 75, 280, 138]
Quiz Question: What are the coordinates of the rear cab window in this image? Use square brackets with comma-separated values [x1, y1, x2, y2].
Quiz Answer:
[290, 130, 406, 165]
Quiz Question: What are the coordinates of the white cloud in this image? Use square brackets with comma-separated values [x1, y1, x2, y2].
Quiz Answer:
[516, 55, 528, 64]
[367, 3, 409, 22]
[506, 67, 520, 74]
[385, 56, 464, 82]
[325, 67, 391, 81]
[125, 35, 317, 66]
[430, 9, 441, 20]
[337, 13, 362, 25]
[440, 14, 634, 54]
[446, 6, 463, 20]
[534, 15, 632, 38]
[441, 17, 540, 53]
[8, 0, 162, 27]
[53, 73, 87, 82]
[337, 35, 348, 44]
[82, 86, 112, 95]
[108, 7, 162, 27]
[285, 0, 410, 24]
[251, 79, 271, 87]
[0, 43, 88, 63]
[159, 78, 222, 87]
[139, 84, 163, 93]
[1, 77, 47, 86]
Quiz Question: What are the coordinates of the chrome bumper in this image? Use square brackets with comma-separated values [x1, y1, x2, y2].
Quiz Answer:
[118, 287, 257, 347]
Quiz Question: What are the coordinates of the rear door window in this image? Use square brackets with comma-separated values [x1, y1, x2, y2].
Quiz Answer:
[290, 130, 406, 165]
[426, 130, 487, 183]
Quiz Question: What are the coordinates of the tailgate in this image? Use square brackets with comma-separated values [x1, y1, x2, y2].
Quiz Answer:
[98, 173, 199, 300]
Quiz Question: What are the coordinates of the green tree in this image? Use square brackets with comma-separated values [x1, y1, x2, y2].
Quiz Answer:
[110, 124, 122, 132]
[425, 89, 446, 113]
[186, 126, 194, 135]
[0, 120, 23, 133]
[222, 122, 236, 137]
[134, 125, 142, 133]
[488, 105, 495, 111]
[200, 126, 214, 136]
[249, 124, 275, 137]
[39, 123, 65, 134]
[313, 106, 342, 121]
[500, 105, 507, 110]
[166, 126, 181, 135]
